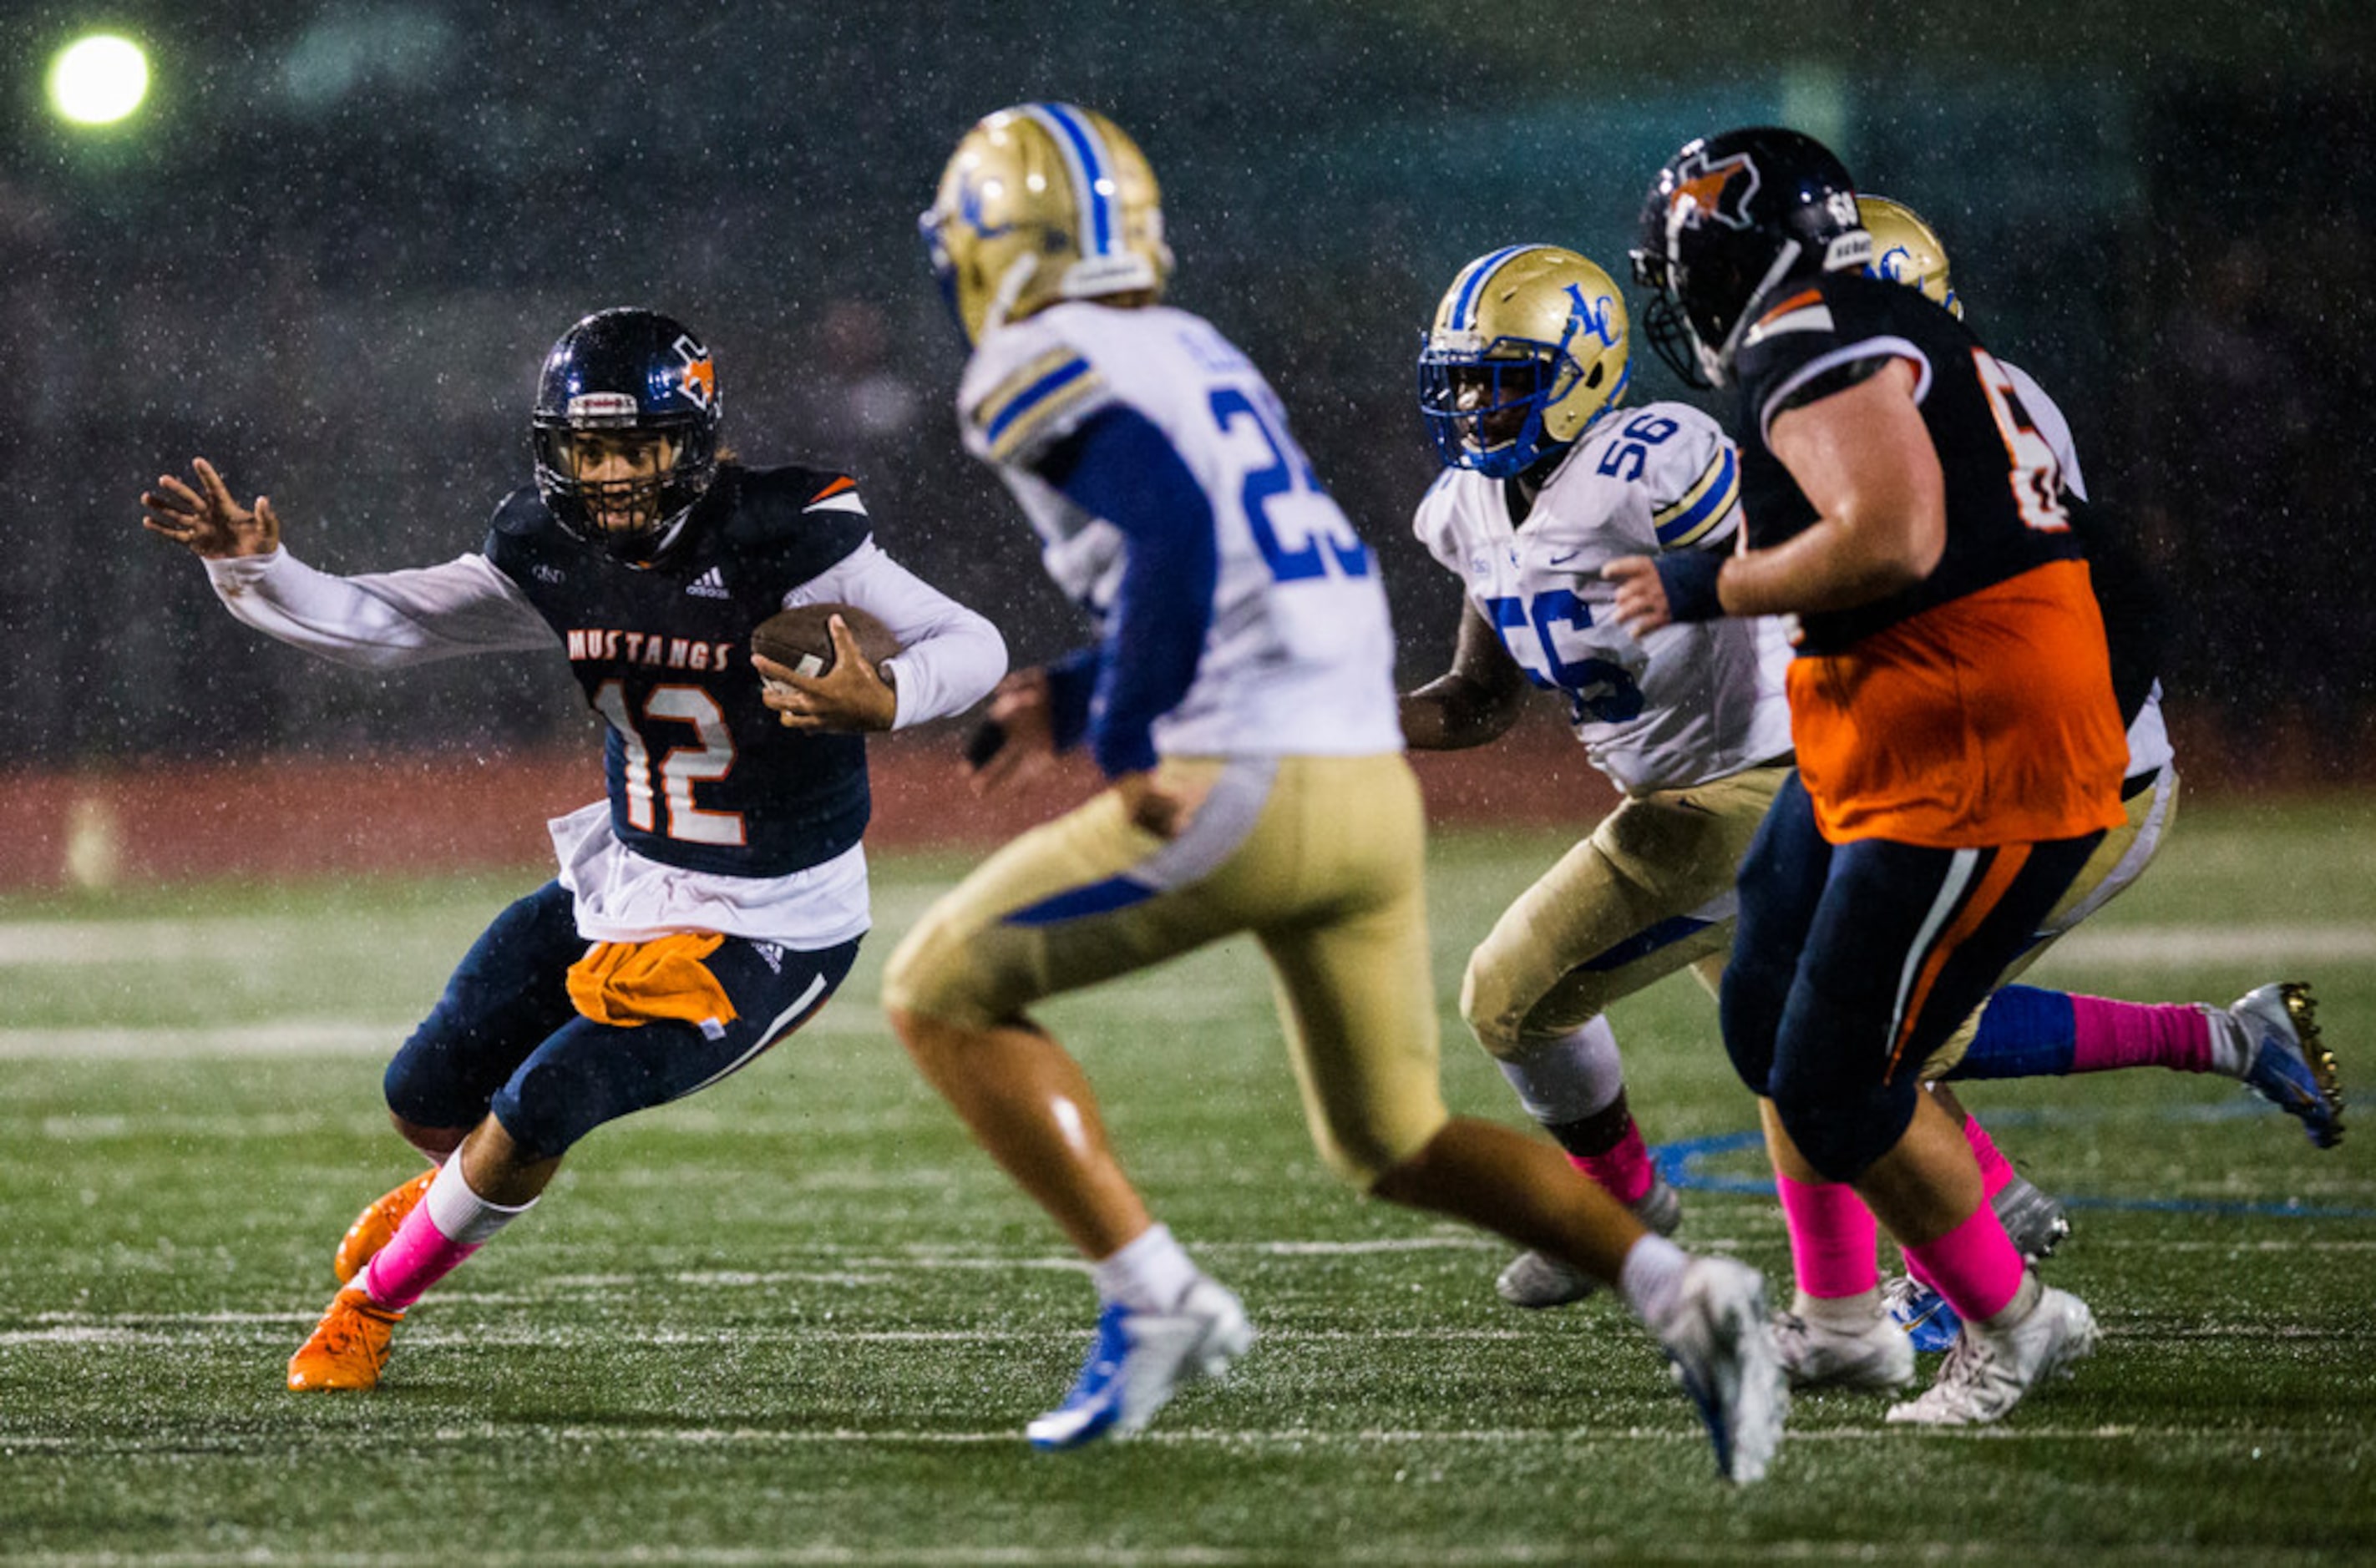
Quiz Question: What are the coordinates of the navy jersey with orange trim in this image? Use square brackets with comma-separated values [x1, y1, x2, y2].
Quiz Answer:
[485, 463, 874, 877]
[1729, 275, 2125, 847]
[1731, 272, 2090, 655]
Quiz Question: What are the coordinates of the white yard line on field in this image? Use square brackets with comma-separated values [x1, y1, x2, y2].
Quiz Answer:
[0, 1021, 400, 1057]
[2039, 924, 2376, 966]
[6, 918, 2372, 974]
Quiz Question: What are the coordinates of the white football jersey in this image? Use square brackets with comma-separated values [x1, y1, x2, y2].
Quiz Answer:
[958, 301, 1401, 759]
[1412, 401, 1794, 795]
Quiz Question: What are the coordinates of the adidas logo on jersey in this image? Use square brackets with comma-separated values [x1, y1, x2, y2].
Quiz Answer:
[686, 567, 731, 599]
[754, 942, 785, 974]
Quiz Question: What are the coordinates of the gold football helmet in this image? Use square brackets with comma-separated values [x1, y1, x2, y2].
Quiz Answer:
[919, 103, 1172, 345]
[1417, 245, 1630, 478]
[1858, 196, 1961, 318]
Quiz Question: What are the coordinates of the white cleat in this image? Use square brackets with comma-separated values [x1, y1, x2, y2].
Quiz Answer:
[1026, 1277, 1254, 1451]
[1885, 1284, 2096, 1427]
[1496, 1176, 1684, 1310]
[1773, 1305, 1917, 1391]
[1656, 1257, 1789, 1484]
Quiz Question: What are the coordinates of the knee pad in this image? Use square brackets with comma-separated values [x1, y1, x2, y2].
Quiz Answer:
[1325, 1122, 1426, 1191]
[1717, 948, 1792, 1096]
[1457, 945, 1527, 1060]
[1766, 1066, 1921, 1183]
[487, 1054, 615, 1161]
[382, 1031, 485, 1134]
[880, 903, 1010, 1032]
[1314, 1095, 1448, 1191]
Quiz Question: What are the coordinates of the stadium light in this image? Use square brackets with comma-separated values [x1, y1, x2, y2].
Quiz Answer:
[48, 33, 150, 127]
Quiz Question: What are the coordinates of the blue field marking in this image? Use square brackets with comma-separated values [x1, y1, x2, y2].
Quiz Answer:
[1654, 1125, 2376, 1221]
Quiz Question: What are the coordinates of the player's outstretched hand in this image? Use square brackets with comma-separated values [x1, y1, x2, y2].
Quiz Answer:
[139, 458, 282, 559]
[965, 668, 1058, 796]
[1601, 554, 1674, 638]
[757, 615, 898, 733]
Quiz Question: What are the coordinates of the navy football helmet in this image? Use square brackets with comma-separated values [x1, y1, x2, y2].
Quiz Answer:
[532, 307, 721, 562]
[1630, 128, 1870, 387]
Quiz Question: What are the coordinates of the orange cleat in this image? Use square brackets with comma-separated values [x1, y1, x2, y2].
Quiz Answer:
[286, 1285, 404, 1392]
[333, 1170, 437, 1284]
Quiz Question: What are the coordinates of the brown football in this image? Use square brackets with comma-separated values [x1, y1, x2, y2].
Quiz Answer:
[750, 603, 901, 681]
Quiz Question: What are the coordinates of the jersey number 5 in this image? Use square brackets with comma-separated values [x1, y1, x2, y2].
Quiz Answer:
[593, 680, 747, 847]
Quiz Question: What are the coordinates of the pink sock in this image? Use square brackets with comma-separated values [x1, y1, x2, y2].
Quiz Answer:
[1961, 1117, 2016, 1201]
[2070, 994, 2215, 1074]
[1571, 1125, 1655, 1206]
[361, 1200, 480, 1311]
[357, 1153, 531, 1311]
[1901, 1204, 2026, 1323]
[1777, 1173, 1878, 1298]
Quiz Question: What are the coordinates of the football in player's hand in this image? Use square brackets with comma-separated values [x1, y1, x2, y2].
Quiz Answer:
[751, 603, 900, 680]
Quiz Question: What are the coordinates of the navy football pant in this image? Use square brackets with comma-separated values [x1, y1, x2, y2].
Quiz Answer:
[383, 880, 860, 1158]
[1720, 774, 2103, 1182]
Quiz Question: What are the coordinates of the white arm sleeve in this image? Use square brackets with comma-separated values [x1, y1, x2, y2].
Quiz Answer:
[200, 548, 560, 670]
[786, 538, 1008, 729]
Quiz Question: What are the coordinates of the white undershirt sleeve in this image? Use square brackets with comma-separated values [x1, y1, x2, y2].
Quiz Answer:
[201, 548, 560, 669]
[785, 538, 1007, 729]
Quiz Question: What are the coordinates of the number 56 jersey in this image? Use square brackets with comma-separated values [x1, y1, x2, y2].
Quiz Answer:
[958, 301, 1401, 760]
[1411, 402, 1793, 796]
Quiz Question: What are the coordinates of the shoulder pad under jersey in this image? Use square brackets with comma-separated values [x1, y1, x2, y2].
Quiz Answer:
[706, 463, 874, 584]
[486, 485, 556, 542]
[1633, 403, 1742, 552]
[1736, 274, 1936, 444]
[959, 311, 1117, 470]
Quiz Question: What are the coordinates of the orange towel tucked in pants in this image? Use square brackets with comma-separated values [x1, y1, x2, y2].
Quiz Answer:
[565, 933, 739, 1034]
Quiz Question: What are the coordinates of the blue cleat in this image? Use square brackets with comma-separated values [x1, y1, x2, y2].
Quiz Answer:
[1882, 1174, 2062, 1354]
[1026, 1277, 1253, 1451]
[2234, 982, 2345, 1149]
[1882, 1276, 1964, 1354]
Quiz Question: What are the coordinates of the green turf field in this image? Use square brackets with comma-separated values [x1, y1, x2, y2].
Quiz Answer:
[3, 797, 2372, 1564]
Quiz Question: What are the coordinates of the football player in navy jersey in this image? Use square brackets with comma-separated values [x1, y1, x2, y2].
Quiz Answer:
[1610, 129, 2128, 1426]
[140, 306, 1006, 1392]
[1808, 198, 2346, 1363]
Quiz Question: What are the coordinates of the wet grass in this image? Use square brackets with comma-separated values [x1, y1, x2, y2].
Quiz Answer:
[2, 801, 2372, 1563]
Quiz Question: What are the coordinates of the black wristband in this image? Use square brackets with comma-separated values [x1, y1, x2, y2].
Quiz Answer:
[1653, 549, 1726, 622]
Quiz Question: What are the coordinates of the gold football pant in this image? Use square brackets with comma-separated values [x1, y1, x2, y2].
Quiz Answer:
[882, 752, 1446, 1186]
[1461, 763, 1792, 1061]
